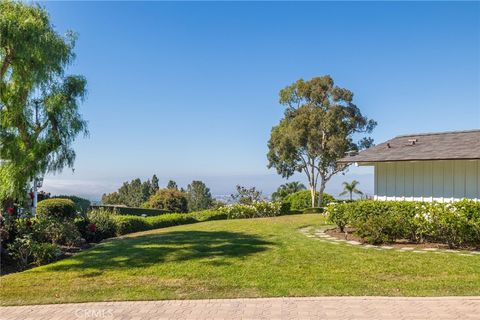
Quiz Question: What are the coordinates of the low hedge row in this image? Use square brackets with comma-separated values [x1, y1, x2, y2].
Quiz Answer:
[90, 205, 170, 217]
[326, 200, 480, 248]
[85, 202, 289, 237]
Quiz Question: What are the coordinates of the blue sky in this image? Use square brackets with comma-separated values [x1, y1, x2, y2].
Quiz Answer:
[40, 2, 479, 200]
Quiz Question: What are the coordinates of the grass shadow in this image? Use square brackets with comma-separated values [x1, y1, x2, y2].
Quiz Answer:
[45, 231, 274, 274]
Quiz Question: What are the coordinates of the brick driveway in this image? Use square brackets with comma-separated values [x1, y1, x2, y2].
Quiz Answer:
[1, 297, 479, 320]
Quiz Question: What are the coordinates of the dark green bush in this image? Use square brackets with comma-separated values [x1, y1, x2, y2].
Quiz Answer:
[113, 213, 197, 235]
[91, 205, 170, 217]
[142, 189, 188, 213]
[283, 190, 335, 211]
[326, 200, 480, 247]
[86, 209, 117, 241]
[33, 217, 81, 246]
[303, 207, 324, 214]
[31, 242, 59, 266]
[37, 199, 76, 219]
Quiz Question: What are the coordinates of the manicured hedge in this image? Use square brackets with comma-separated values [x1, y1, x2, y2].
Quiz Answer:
[326, 200, 480, 248]
[283, 190, 335, 211]
[37, 199, 76, 219]
[113, 213, 197, 235]
[52, 195, 91, 214]
[90, 205, 170, 217]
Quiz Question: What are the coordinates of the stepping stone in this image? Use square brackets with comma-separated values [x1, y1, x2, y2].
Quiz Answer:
[381, 246, 394, 250]
[400, 247, 414, 251]
[445, 249, 460, 253]
[459, 254, 474, 257]
[422, 248, 438, 251]
[329, 242, 340, 245]
[412, 250, 427, 253]
[346, 241, 361, 245]
[470, 251, 480, 255]
[364, 244, 376, 248]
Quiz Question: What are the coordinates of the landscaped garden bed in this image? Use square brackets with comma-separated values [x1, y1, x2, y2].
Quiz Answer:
[326, 199, 480, 249]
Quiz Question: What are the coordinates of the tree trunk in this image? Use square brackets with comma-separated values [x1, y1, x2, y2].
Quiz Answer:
[310, 186, 316, 208]
[349, 192, 353, 201]
[317, 181, 326, 207]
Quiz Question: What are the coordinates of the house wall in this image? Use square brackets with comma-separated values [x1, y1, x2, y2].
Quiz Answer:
[373, 160, 480, 202]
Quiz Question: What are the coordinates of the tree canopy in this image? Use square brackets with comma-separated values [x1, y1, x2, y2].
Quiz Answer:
[339, 180, 363, 200]
[101, 175, 158, 207]
[267, 75, 376, 207]
[271, 181, 306, 201]
[186, 180, 213, 211]
[0, 1, 87, 201]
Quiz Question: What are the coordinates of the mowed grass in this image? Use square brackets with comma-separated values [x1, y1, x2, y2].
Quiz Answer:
[1, 214, 480, 305]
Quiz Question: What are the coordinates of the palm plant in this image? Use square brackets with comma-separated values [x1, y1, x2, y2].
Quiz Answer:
[339, 180, 363, 200]
[272, 181, 306, 201]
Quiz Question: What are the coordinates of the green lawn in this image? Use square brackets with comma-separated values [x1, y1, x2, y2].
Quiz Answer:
[1, 214, 480, 305]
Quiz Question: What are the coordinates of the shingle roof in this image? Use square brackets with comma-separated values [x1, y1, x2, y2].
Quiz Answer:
[340, 130, 480, 163]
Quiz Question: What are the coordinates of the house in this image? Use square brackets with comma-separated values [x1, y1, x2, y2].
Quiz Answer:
[340, 130, 480, 202]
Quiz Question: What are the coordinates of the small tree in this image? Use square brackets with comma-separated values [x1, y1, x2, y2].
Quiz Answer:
[150, 174, 160, 194]
[186, 180, 213, 212]
[144, 188, 188, 213]
[339, 180, 363, 200]
[271, 181, 306, 201]
[267, 76, 376, 207]
[231, 185, 263, 205]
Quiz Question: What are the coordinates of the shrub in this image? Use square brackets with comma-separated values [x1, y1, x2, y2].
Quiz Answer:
[33, 217, 81, 246]
[31, 242, 59, 266]
[86, 209, 117, 241]
[218, 201, 283, 219]
[37, 199, 76, 219]
[191, 210, 228, 222]
[7, 235, 34, 269]
[143, 189, 188, 213]
[52, 195, 91, 214]
[113, 213, 197, 235]
[303, 207, 324, 214]
[283, 190, 335, 211]
[90, 205, 169, 217]
[325, 200, 480, 247]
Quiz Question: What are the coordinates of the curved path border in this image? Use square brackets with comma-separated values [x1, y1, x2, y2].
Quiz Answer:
[299, 226, 480, 257]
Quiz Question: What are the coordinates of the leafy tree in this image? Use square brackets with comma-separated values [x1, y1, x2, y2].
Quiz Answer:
[267, 76, 376, 207]
[231, 185, 263, 205]
[271, 181, 306, 201]
[166, 180, 178, 190]
[186, 180, 213, 211]
[150, 174, 159, 194]
[0, 1, 87, 200]
[102, 177, 155, 207]
[339, 180, 363, 200]
[144, 188, 188, 213]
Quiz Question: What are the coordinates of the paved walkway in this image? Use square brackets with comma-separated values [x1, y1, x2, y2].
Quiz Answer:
[1, 297, 480, 320]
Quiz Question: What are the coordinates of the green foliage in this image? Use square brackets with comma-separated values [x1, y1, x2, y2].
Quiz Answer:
[31, 242, 59, 266]
[86, 209, 117, 240]
[143, 188, 188, 213]
[166, 180, 178, 190]
[267, 75, 376, 207]
[230, 185, 263, 205]
[52, 195, 90, 214]
[186, 180, 213, 211]
[326, 200, 480, 247]
[91, 205, 170, 217]
[101, 175, 158, 207]
[303, 207, 324, 214]
[7, 235, 34, 269]
[283, 190, 335, 211]
[271, 181, 306, 201]
[36, 198, 76, 219]
[190, 210, 228, 222]
[33, 217, 81, 246]
[0, 1, 88, 198]
[113, 213, 197, 235]
[218, 201, 283, 219]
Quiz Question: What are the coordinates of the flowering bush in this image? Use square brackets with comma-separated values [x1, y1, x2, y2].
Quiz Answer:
[326, 200, 480, 247]
[218, 201, 283, 219]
